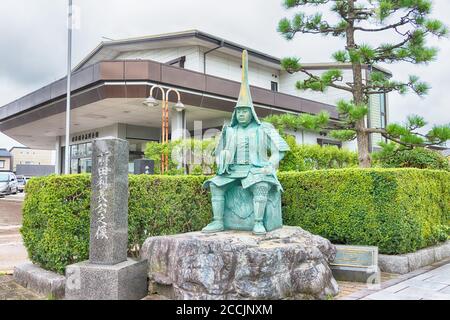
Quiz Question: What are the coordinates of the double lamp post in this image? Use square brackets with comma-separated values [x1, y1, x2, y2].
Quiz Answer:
[143, 86, 185, 174]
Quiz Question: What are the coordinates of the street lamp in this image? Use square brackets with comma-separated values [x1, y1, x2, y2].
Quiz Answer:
[143, 86, 185, 173]
[143, 85, 166, 173]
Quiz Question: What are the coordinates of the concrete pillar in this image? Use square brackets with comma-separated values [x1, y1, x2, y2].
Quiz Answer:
[117, 123, 127, 140]
[55, 136, 62, 174]
[171, 109, 186, 141]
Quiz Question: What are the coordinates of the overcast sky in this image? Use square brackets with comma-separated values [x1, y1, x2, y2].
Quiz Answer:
[0, 0, 449, 149]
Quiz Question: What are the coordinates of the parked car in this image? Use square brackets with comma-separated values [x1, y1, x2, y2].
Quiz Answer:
[16, 175, 27, 193]
[0, 172, 18, 196]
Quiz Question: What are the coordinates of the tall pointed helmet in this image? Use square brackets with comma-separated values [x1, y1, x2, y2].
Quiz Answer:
[230, 50, 261, 126]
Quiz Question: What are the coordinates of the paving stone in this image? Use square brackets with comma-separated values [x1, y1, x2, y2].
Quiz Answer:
[423, 274, 450, 285]
[378, 282, 410, 293]
[402, 278, 448, 291]
[364, 291, 418, 300]
[0, 275, 44, 300]
[421, 292, 450, 300]
[438, 286, 450, 294]
[341, 259, 450, 300]
[390, 286, 448, 300]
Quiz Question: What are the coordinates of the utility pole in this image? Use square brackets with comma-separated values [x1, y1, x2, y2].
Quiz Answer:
[64, 0, 73, 174]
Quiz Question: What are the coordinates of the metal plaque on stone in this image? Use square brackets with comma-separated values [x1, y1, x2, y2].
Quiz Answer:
[330, 245, 379, 282]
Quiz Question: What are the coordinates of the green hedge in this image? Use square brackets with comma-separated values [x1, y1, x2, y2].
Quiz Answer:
[279, 136, 358, 171]
[280, 169, 449, 255]
[22, 169, 450, 273]
[373, 147, 450, 171]
[22, 174, 211, 274]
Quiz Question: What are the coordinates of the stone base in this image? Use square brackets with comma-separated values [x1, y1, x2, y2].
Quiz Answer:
[141, 226, 339, 300]
[65, 258, 147, 300]
[14, 263, 66, 299]
[379, 241, 450, 274]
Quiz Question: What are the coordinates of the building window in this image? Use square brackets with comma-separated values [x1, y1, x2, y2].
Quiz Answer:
[380, 94, 387, 128]
[70, 142, 93, 174]
[271, 81, 278, 92]
[166, 56, 186, 68]
[317, 138, 342, 149]
[0, 160, 4, 168]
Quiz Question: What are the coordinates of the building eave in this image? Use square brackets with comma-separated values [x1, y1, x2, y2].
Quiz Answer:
[0, 60, 339, 136]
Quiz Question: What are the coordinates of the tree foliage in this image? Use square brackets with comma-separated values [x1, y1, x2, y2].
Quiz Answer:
[373, 144, 450, 170]
[277, 0, 449, 167]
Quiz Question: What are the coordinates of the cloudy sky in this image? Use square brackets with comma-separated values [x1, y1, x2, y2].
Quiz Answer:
[0, 0, 449, 149]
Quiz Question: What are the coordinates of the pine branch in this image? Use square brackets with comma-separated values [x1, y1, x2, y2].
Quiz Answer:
[354, 8, 417, 32]
[282, 58, 353, 93]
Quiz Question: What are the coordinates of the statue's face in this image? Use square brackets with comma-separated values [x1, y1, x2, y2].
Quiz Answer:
[236, 107, 252, 127]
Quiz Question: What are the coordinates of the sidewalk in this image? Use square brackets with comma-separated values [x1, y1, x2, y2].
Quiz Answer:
[340, 258, 450, 300]
[0, 196, 29, 273]
[0, 275, 43, 300]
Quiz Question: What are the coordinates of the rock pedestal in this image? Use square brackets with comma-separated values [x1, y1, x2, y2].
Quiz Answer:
[65, 138, 147, 300]
[141, 226, 339, 300]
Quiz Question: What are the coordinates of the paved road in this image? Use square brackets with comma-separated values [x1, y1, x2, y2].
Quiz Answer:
[0, 194, 29, 273]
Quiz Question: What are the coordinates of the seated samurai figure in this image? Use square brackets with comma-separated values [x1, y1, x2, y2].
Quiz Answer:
[202, 50, 290, 235]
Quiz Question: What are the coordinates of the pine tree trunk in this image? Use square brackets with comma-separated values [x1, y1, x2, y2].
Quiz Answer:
[347, 0, 371, 168]
[356, 120, 371, 168]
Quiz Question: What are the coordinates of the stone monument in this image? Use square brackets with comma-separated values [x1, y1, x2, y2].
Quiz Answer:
[65, 138, 147, 300]
[202, 50, 290, 235]
[140, 51, 339, 300]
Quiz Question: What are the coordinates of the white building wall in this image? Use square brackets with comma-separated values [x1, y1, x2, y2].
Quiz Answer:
[114, 46, 384, 153]
[342, 139, 358, 152]
[200, 49, 279, 90]
[286, 129, 357, 152]
[279, 69, 354, 106]
[115, 46, 202, 71]
[369, 93, 383, 149]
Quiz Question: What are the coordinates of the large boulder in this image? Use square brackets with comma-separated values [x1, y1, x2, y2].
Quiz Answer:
[141, 226, 338, 300]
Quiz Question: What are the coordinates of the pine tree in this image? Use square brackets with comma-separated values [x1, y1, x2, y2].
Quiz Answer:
[277, 0, 450, 167]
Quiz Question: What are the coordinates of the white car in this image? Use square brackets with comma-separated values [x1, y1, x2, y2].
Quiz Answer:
[16, 175, 27, 193]
[0, 172, 18, 196]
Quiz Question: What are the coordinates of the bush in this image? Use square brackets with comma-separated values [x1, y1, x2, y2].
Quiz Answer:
[144, 138, 217, 175]
[22, 174, 211, 274]
[22, 169, 449, 273]
[279, 136, 358, 171]
[280, 169, 450, 254]
[145, 136, 358, 175]
[373, 146, 450, 171]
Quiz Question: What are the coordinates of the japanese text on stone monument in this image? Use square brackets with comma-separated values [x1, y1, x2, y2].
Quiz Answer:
[95, 152, 111, 240]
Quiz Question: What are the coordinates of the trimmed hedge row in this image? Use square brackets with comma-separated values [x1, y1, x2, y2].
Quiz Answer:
[22, 174, 211, 274]
[21, 169, 450, 273]
[279, 136, 358, 171]
[280, 169, 449, 255]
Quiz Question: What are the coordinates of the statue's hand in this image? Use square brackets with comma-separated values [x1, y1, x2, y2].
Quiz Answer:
[262, 164, 275, 175]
